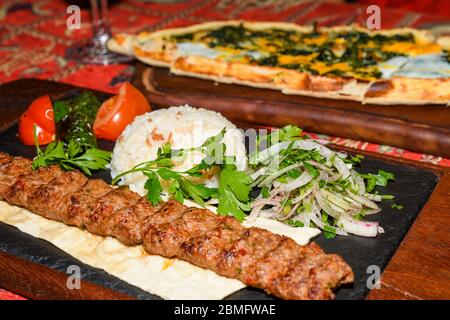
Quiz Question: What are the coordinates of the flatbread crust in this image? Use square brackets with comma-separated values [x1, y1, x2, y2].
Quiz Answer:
[108, 21, 450, 105]
[365, 77, 450, 105]
[0, 200, 320, 299]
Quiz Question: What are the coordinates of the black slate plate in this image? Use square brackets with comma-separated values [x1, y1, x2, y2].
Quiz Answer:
[0, 88, 439, 300]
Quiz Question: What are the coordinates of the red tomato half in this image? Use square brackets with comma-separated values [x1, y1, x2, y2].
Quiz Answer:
[93, 83, 151, 141]
[18, 95, 55, 146]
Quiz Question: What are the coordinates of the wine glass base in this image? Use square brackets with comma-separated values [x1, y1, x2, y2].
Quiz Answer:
[66, 42, 133, 65]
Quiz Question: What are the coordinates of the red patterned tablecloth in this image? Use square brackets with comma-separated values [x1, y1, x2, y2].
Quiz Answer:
[0, 0, 449, 300]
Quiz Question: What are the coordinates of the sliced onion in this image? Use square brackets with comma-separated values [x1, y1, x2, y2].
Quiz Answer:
[328, 173, 342, 182]
[320, 189, 352, 211]
[364, 194, 383, 202]
[342, 196, 363, 209]
[294, 140, 334, 160]
[333, 157, 350, 179]
[205, 198, 219, 205]
[314, 191, 343, 218]
[293, 211, 310, 227]
[336, 151, 348, 159]
[259, 209, 277, 219]
[280, 171, 312, 192]
[252, 198, 279, 207]
[351, 172, 366, 195]
[306, 160, 333, 173]
[338, 217, 379, 237]
[292, 186, 314, 204]
[250, 167, 268, 180]
[318, 170, 330, 183]
[310, 205, 348, 236]
[248, 203, 264, 221]
[346, 189, 379, 210]
[258, 163, 302, 187]
[247, 134, 389, 239]
[362, 208, 382, 215]
[279, 202, 301, 221]
[252, 141, 290, 164]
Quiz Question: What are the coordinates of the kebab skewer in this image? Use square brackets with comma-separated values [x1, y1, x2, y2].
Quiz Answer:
[0, 152, 353, 300]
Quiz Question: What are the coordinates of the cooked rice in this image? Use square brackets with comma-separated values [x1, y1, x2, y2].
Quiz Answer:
[110, 105, 247, 196]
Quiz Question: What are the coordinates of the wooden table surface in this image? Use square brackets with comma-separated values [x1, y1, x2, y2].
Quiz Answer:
[1, 0, 450, 300]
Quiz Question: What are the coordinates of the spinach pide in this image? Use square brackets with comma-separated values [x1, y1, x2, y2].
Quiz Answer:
[111, 21, 450, 104]
[169, 24, 430, 80]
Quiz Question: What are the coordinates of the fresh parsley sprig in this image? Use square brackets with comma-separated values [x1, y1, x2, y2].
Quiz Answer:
[217, 163, 252, 221]
[112, 147, 218, 207]
[32, 125, 111, 175]
[360, 169, 395, 192]
[112, 129, 252, 221]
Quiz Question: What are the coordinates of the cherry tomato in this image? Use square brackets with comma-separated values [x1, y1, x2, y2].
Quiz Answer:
[93, 83, 151, 141]
[18, 95, 55, 146]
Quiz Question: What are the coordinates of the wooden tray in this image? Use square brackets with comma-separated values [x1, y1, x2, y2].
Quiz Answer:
[132, 63, 450, 159]
[0, 79, 449, 300]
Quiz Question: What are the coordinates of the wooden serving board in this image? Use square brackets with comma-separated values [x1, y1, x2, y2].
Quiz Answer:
[132, 63, 450, 159]
[0, 79, 449, 300]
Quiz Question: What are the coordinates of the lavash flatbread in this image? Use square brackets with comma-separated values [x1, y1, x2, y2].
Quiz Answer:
[0, 200, 320, 299]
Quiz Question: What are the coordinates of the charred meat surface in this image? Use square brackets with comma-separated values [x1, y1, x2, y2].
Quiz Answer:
[0, 152, 354, 300]
[0, 155, 33, 200]
[28, 170, 88, 222]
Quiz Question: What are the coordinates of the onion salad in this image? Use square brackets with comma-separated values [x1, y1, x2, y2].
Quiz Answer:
[248, 126, 396, 238]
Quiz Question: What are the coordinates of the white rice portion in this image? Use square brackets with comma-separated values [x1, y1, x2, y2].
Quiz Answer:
[110, 105, 247, 196]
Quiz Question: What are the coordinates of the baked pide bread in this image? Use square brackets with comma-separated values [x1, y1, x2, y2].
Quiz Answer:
[108, 21, 450, 105]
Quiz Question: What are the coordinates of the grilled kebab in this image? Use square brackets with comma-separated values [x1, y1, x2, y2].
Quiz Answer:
[0, 151, 354, 299]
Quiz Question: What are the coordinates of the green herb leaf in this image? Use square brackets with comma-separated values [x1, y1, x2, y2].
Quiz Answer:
[374, 170, 395, 186]
[286, 219, 304, 227]
[185, 162, 211, 177]
[362, 170, 395, 192]
[304, 162, 319, 179]
[261, 186, 270, 199]
[257, 125, 303, 149]
[391, 203, 403, 210]
[32, 136, 111, 176]
[156, 168, 180, 180]
[144, 172, 163, 206]
[217, 164, 252, 221]
[344, 154, 364, 165]
[287, 169, 301, 179]
[323, 225, 337, 238]
[323, 231, 337, 239]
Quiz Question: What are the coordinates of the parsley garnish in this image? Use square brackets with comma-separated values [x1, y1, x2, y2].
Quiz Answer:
[261, 186, 270, 199]
[112, 130, 252, 222]
[217, 164, 252, 221]
[323, 225, 337, 239]
[286, 219, 304, 227]
[361, 170, 395, 192]
[391, 203, 404, 210]
[32, 126, 111, 175]
[304, 162, 319, 179]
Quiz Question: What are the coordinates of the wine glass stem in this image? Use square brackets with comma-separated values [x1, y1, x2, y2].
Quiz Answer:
[90, 0, 111, 55]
